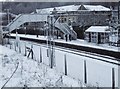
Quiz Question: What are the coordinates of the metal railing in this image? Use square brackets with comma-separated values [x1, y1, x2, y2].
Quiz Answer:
[61, 23, 77, 40]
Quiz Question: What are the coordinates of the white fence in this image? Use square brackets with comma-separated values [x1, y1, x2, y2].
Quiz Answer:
[5, 39, 119, 88]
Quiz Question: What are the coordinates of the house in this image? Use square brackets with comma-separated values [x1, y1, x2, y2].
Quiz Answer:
[85, 26, 110, 44]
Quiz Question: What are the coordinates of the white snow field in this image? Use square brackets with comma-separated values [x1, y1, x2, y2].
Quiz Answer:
[1, 38, 120, 88]
[0, 45, 86, 88]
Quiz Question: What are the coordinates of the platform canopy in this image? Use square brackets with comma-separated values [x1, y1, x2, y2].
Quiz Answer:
[85, 26, 110, 33]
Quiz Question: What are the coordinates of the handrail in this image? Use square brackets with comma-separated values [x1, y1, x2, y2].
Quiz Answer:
[7, 14, 48, 31]
[56, 23, 68, 34]
[54, 18, 68, 34]
[7, 14, 22, 27]
[61, 23, 77, 39]
[64, 23, 77, 36]
[55, 19, 77, 39]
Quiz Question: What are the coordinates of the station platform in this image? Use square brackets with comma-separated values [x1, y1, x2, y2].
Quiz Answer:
[7, 34, 120, 59]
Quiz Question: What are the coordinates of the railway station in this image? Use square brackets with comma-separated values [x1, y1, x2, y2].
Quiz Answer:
[0, 1, 120, 88]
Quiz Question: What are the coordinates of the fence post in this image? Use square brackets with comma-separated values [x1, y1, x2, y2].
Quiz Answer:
[40, 46, 42, 63]
[5, 38, 7, 47]
[84, 60, 87, 84]
[31, 44, 33, 59]
[47, 48, 49, 57]
[119, 63, 120, 89]
[112, 68, 115, 89]
[14, 42, 16, 52]
[53, 49, 56, 67]
[50, 49, 52, 69]
[19, 43, 21, 53]
[10, 43, 11, 49]
[24, 43, 26, 56]
[64, 54, 67, 75]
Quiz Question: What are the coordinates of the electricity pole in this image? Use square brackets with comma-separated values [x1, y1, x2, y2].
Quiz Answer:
[5, 9, 10, 24]
[0, 2, 2, 44]
[117, 1, 120, 27]
[47, 14, 58, 68]
[47, 15, 55, 68]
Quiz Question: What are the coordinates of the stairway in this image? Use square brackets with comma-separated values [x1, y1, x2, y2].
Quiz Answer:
[53, 17, 77, 40]
[61, 23, 77, 40]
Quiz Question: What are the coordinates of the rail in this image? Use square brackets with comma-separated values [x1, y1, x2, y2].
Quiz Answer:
[62, 23, 77, 39]
[7, 14, 22, 28]
[6, 36, 120, 65]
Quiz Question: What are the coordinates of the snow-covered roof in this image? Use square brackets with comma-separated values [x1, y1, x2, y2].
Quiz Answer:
[86, 26, 110, 33]
[83, 5, 110, 11]
[36, 7, 54, 14]
[36, 4, 110, 14]
[36, 5, 80, 14]
[55, 5, 80, 12]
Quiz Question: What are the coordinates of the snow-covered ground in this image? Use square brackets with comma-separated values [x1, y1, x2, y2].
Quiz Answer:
[2, 37, 120, 88]
[10, 34, 120, 52]
[0, 45, 86, 88]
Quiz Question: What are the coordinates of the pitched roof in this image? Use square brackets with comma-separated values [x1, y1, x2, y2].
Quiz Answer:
[86, 26, 110, 33]
[36, 4, 110, 14]
[83, 5, 110, 11]
[36, 5, 80, 14]
[56, 5, 80, 12]
[36, 7, 54, 14]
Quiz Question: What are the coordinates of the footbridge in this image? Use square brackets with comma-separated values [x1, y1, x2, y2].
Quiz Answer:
[2, 14, 77, 40]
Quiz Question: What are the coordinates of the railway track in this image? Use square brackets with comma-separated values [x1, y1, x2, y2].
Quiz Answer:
[7, 36, 120, 66]
[15, 39, 120, 66]
[54, 46, 120, 66]
[37, 43, 120, 66]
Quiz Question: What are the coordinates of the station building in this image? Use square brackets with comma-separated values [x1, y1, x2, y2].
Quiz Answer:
[36, 4, 111, 26]
[85, 26, 110, 44]
[35, 4, 111, 39]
